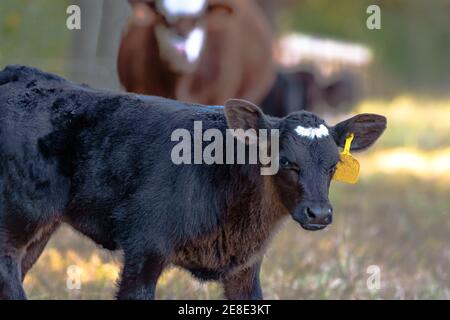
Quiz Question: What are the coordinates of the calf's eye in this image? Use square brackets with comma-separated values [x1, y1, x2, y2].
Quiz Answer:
[280, 157, 299, 172]
[280, 157, 291, 168]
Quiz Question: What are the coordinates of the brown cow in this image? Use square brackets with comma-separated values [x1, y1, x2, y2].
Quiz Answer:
[118, 0, 355, 115]
[119, 0, 274, 106]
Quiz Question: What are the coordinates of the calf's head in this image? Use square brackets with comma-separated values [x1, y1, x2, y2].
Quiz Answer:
[225, 99, 386, 231]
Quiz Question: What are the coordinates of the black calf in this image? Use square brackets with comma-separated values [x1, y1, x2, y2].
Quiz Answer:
[0, 65, 386, 299]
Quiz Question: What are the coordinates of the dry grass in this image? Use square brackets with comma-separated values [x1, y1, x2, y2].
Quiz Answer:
[24, 96, 450, 299]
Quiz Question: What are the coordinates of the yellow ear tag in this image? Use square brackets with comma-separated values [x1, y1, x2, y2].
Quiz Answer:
[333, 133, 360, 184]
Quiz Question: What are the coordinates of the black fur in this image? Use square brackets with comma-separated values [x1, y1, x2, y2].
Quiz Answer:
[0, 65, 386, 300]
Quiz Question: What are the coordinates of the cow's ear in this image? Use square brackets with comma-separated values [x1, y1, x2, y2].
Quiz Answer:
[224, 99, 269, 144]
[332, 114, 387, 151]
[207, 1, 234, 15]
[130, 1, 158, 26]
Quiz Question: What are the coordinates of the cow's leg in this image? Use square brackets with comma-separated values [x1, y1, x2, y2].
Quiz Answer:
[116, 252, 166, 300]
[0, 200, 27, 299]
[21, 223, 59, 280]
[222, 261, 263, 300]
[1, 224, 59, 299]
[0, 205, 59, 298]
[0, 248, 27, 300]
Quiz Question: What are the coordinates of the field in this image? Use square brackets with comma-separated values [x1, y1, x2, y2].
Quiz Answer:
[23, 96, 450, 299]
[1, 0, 449, 301]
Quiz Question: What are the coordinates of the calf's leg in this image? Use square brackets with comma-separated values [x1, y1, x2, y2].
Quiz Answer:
[0, 250, 27, 300]
[222, 261, 263, 300]
[0, 205, 27, 299]
[21, 223, 59, 281]
[116, 252, 166, 300]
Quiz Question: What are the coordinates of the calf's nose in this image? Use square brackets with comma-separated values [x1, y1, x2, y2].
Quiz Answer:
[304, 204, 333, 225]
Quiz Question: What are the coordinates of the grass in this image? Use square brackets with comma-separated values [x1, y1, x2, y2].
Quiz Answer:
[0, 0, 70, 75]
[23, 96, 450, 299]
[1, 0, 448, 300]
[355, 95, 450, 150]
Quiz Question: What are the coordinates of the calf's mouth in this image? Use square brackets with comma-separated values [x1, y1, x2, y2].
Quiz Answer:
[299, 223, 328, 231]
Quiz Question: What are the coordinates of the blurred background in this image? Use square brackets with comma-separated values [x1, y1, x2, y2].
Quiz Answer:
[0, 0, 449, 299]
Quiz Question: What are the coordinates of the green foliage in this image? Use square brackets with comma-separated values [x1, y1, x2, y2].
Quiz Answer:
[0, 0, 71, 75]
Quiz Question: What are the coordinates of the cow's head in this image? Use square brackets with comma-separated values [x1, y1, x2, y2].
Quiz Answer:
[225, 99, 386, 231]
[129, 0, 233, 74]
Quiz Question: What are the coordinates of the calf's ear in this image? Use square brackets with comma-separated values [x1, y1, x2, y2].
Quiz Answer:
[224, 99, 269, 144]
[224, 99, 267, 130]
[332, 113, 387, 151]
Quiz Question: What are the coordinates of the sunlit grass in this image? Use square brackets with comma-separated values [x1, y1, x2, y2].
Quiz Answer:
[24, 96, 450, 299]
[24, 230, 121, 300]
[352, 95, 450, 180]
[355, 95, 450, 150]
[359, 148, 450, 180]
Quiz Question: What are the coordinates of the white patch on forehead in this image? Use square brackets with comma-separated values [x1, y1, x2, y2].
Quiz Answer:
[160, 0, 207, 17]
[295, 124, 329, 139]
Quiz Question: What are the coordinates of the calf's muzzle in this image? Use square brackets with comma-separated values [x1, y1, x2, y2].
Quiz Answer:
[293, 201, 333, 231]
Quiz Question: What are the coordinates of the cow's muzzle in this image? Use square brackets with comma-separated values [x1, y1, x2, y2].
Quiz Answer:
[293, 201, 333, 231]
